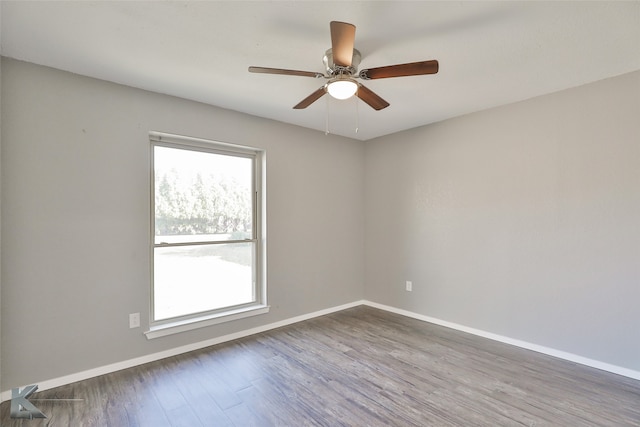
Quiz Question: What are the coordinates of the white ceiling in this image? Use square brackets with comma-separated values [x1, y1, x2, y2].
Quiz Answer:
[2, 1, 639, 141]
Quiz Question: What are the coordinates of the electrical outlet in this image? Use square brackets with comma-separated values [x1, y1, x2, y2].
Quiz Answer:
[129, 313, 140, 329]
[405, 281, 412, 292]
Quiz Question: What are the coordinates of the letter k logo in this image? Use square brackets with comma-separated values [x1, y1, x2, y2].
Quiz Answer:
[10, 385, 47, 419]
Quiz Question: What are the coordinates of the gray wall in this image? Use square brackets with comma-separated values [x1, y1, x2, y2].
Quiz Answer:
[365, 70, 640, 371]
[2, 56, 638, 392]
[0, 58, 365, 390]
[0, 50, 3, 392]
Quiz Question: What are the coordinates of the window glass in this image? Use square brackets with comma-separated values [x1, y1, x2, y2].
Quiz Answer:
[151, 137, 263, 325]
[154, 146, 253, 244]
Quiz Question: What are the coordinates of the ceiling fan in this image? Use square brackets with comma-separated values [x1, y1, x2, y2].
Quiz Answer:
[249, 21, 439, 111]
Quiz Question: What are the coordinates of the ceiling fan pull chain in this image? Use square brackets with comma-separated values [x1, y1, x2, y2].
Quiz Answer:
[325, 95, 330, 135]
[355, 95, 359, 134]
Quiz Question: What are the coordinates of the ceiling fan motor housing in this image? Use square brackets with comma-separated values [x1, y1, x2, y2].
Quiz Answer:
[323, 48, 361, 76]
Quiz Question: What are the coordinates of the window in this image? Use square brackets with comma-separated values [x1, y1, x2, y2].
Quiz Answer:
[148, 132, 266, 338]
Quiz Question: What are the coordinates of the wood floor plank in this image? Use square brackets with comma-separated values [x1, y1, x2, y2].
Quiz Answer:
[2, 306, 639, 426]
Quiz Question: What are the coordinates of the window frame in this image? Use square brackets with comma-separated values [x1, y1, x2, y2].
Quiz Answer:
[146, 131, 267, 339]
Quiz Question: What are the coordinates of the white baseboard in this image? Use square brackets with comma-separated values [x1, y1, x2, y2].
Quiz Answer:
[3, 299, 638, 402]
[363, 300, 640, 381]
[0, 300, 364, 402]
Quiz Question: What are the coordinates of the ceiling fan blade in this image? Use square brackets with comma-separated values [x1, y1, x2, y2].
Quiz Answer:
[359, 60, 439, 80]
[330, 21, 356, 67]
[356, 84, 390, 111]
[249, 66, 324, 78]
[293, 87, 327, 109]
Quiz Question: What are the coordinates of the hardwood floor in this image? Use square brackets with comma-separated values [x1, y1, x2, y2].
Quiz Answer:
[2, 306, 639, 426]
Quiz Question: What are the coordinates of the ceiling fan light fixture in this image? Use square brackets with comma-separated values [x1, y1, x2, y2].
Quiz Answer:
[326, 78, 358, 100]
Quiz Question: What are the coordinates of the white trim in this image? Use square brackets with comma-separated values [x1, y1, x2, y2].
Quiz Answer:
[149, 133, 267, 332]
[362, 301, 640, 381]
[0, 300, 363, 403]
[145, 305, 271, 339]
[3, 299, 638, 402]
[149, 131, 259, 156]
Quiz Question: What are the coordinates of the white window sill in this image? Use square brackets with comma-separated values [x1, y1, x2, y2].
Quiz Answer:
[144, 304, 270, 339]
